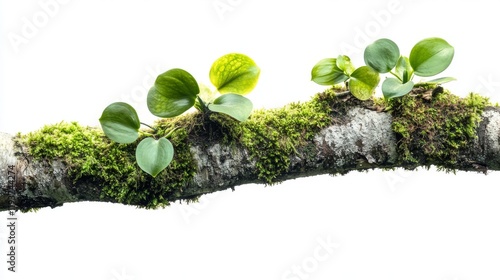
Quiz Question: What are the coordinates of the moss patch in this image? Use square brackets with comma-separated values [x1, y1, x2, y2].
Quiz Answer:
[17, 121, 197, 209]
[387, 86, 489, 170]
[209, 87, 362, 184]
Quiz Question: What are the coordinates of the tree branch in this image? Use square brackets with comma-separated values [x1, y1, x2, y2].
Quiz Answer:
[1, 90, 499, 211]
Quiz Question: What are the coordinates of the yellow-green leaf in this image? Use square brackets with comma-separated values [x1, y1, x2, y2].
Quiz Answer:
[209, 53, 260, 95]
[349, 66, 380, 100]
[311, 58, 348, 85]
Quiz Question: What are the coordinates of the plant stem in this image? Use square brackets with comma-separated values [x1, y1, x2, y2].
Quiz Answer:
[165, 126, 180, 138]
[197, 96, 209, 113]
[335, 91, 351, 97]
[390, 71, 403, 82]
[140, 122, 157, 133]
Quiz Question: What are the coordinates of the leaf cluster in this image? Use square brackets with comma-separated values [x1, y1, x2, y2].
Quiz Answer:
[312, 37, 455, 100]
[99, 53, 260, 176]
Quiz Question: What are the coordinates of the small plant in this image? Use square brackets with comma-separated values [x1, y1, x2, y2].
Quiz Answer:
[99, 53, 260, 176]
[311, 37, 455, 100]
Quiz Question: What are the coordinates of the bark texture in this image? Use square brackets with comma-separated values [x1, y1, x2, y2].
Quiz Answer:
[1, 96, 500, 211]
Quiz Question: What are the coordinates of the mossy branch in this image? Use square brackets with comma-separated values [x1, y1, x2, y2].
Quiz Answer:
[1, 87, 499, 212]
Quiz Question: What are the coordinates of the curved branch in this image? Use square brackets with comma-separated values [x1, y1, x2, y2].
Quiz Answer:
[1, 92, 499, 211]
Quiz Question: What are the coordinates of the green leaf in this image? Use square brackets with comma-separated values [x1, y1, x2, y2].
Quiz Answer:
[336, 55, 355, 76]
[349, 66, 381, 100]
[147, 68, 199, 118]
[419, 77, 456, 85]
[99, 102, 140, 144]
[382, 78, 414, 99]
[135, 137, 174, 177]
[208, 94, 253, 122]
[209, 53, 260, 95]
[311, 58, 348, 85]
[364, 38, 400, 73]
[394, 56, 413, 83]
[409, 37, 454, 77]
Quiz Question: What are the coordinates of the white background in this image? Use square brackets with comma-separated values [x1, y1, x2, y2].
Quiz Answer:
[1, 0, 500, 279]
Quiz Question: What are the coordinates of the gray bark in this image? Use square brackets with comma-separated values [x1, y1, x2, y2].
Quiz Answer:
[1, 106, 500, 212]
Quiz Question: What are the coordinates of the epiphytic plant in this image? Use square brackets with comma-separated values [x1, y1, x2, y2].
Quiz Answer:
[311, 37, 455, 100]
[99, 53, 260, 176]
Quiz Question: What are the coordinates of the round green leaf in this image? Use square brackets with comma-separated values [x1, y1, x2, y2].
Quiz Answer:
[208, 94, 253, 122]
[364, 38, 400, 73]
[311, 58, 348, 85]
[136, 137, 174, 177]
[336, 55, 355, 76]
[382, 78, 414, 99]
[349, 66, 380, 100]
[409, 37, 454, 77]
[209, 53, 260, 95]
[147, 68, 199, 118]
[99, 102, 140, 144]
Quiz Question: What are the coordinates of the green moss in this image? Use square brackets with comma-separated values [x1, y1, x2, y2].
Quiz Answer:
[211, 91, 339, 184]
[16, 87, 362, 210]
[387, 87, 489, 170]
[18, 85, 487, 208]
[17, 120, 197, 209]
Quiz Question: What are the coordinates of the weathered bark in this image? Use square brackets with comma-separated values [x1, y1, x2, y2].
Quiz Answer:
[1, 100, 500, 211]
